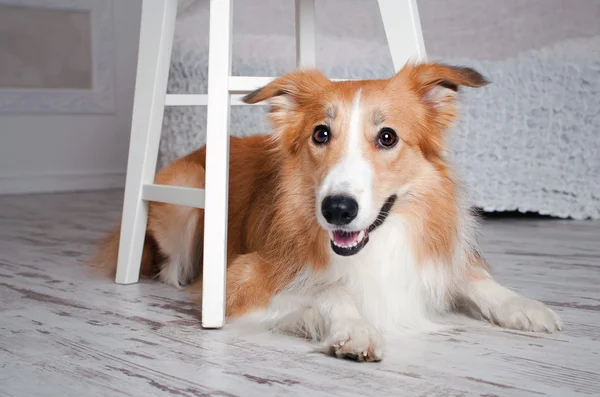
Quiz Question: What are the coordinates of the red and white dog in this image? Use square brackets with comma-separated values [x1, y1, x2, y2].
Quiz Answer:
[95, 62, 562, 362]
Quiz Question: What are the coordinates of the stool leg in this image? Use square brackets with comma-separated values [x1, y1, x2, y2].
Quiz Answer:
[115, 0, 178, 285]
[295, 0, 316, 67]
[377, 0, 427, 71]
[202, 0, 233, 329]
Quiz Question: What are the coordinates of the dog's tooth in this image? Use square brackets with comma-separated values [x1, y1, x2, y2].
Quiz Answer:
[328, 231, 334, 240]
[357, 230, 365, 242]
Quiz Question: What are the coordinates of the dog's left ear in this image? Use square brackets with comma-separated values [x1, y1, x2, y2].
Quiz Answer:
[393, 62, 489, 158]
[396, 62, 489, 115]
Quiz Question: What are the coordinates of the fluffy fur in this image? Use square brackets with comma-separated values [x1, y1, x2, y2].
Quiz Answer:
[93, 61, 562, 362]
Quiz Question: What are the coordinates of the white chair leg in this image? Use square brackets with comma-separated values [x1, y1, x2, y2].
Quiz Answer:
[116, 0, 178, 284]
[201, 0, 233, 329]
[295, 0, 316, 67]
[377, 0, 427, 71]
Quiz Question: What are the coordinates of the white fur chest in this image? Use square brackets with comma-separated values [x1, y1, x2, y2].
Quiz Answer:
[322, 215, 453, 334]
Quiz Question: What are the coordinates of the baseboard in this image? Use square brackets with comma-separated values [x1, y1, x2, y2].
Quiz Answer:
[0, 169, 126, 195]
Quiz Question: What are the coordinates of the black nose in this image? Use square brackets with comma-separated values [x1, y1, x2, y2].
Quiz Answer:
[321, 195, 359, 226]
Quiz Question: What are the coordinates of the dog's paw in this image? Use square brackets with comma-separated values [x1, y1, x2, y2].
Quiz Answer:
[324, 320, 385, 362]
[491, 297, 563, 333]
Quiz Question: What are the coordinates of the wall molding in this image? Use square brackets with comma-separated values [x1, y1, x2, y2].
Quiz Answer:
[0, 169, 126, 195]
[0, 0, 116, 114]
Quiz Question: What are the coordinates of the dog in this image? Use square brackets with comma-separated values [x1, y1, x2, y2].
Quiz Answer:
[94, 61, 562, 362]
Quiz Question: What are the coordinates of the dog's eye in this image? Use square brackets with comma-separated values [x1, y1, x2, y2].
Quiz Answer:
[312, 125, 330, 145]
[377, 128, 398, 148]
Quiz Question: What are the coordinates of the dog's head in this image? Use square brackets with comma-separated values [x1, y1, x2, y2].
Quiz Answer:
[244, 62, 488, 257]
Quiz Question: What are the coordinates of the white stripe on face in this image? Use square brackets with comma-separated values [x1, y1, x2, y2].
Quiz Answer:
[318, 89, 375, 230]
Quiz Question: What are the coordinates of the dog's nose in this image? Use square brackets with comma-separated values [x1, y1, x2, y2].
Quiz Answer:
[321, 195, 359, 226]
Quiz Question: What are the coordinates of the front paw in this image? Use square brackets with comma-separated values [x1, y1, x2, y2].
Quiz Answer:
[324, 320, 385, 362]
[491, 297, 563, 333]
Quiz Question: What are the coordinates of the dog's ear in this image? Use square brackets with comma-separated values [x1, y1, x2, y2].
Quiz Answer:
[399, 62, 489, 113]
[393, 62, 489, 157]
[242, 69, 330, 113]
[242, 69, 330, 146]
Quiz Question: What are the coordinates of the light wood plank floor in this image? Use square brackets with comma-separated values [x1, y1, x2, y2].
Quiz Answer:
[0, 190, 598, 397]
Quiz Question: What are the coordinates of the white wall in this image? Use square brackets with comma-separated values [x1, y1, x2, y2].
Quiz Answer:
[0, 0, 142, 194]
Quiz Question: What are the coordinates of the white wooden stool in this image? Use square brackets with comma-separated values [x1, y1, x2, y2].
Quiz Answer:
[115, 0, 426, 329]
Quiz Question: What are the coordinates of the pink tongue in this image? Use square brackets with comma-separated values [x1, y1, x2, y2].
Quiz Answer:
[333, 231, 359, 246]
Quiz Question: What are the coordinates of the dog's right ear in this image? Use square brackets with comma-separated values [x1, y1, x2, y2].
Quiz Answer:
[242, 69, 330, 113]
[242, 69, 330, 140]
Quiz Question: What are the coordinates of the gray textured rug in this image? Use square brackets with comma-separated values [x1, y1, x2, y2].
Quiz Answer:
[159, 35, 600, 220]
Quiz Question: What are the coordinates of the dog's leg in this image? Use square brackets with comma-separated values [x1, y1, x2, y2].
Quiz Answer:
[313, 283, 385, 362]
[461, 254, 563, 333]
[149, 160, 206, 288]
[224, 253, 282, 317]
[208, 253, 385, 361]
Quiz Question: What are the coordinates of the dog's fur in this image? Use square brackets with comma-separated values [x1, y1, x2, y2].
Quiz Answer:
[93, 62, 562, 362]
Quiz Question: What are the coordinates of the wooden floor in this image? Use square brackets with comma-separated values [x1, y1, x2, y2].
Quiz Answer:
[0, 190, 599, 397]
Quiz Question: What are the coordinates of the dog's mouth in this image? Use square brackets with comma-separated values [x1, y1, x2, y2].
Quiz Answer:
[329, 229, 368, 256]
[328, 194, 397, 257]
